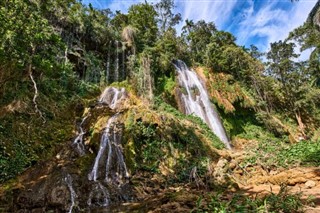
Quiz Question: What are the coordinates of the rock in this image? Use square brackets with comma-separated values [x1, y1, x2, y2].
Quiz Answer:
[305, 180, 316, 189]
[229, 160, 237, 170]
[212, 158, 229, 185]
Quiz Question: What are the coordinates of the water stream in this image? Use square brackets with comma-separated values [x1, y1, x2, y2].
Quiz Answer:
[99, 87, 126, 109]
[115, 41, 119, 82]
[86, 87, 130, 208]
[174, 60, 231, 149]
[106, 41, 111, 84]
[65, 173, 77, 213]
[73, 116, 87, 155]
[122, 42, 125, 81]
[90, 88, 128, 177]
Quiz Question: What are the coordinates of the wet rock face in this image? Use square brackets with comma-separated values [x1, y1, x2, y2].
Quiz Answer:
[13, 168, 72, 212]
[174, 87, 187, 115]
[99, 87, 127, 109]
[10, 150, 134, 212]
[3, 87, 135, 212]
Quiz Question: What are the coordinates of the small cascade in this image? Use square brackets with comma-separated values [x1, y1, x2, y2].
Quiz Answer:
[65, 173, 77, 213]
[88, 113, 129, 183]
[122, 42, 125, 81]
[99, 87, 126, 109]
[73, 116, 87, 155]
[174, 60, 231, 149]
[106, 41, 111, 84]
[86, 87, 130, 207]
[115, 41, 119, 82]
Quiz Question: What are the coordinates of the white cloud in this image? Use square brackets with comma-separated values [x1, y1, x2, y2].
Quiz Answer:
[175, 0, 237, 28]
[82, 0, 317, 55]
[237, 0, 316, 52]
[106, 0, 145, 12]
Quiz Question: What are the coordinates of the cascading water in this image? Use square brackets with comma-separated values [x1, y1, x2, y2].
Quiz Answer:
[87, 87, 129, 207]
[88, 114, 118, 182]
[99, 87, 126, 109]
[174, 60, 231, 149]
[73, 116, 87, 155]
[65, 173, 77, 213]
[87, 112, 129, 183]
[106, 41, 111, 84]
[83, 87, 131, 208]
[122, 42, 125, 81]
[115, 41, 119, 82]
[88, 113, 129, 183]
[11, 87, 133, 212]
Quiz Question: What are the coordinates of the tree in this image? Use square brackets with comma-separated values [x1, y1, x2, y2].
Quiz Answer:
[182, 20, 217, 63]
[127, 2, 158, 52]
[155, 0, 181, 35]
[266, 40, 320, 134]
[288, 21, 320, 88]
[267, 41, 298, 92]
[249, 45, 264, 60]
[205, 31, 237, 72]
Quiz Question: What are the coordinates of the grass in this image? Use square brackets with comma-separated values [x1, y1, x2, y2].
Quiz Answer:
[192, 185, 306, 213]
[237, 123, 320, 168]
[154, 97, 224, 149]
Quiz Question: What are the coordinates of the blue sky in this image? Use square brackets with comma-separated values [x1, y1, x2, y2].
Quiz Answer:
[82, 0, 317, 54]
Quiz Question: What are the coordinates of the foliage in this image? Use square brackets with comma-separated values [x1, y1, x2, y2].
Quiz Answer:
[0, 140, 37, 181]
[193, 185, 305, 213]
[0, 0, 319, 191]
[124, 106, 223, 181]
[237, 122, 320, 168]
[127, 3, 158, 53]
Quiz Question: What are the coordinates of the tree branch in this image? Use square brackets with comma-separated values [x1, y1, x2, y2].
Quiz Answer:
[29, 65, 46, 123]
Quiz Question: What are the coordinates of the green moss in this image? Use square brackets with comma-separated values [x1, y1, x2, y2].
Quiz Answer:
[124, 138, 137, 172]
[76, 154, 96, 175]
[0, 96, 79, 183]
[121, 106, 222, 182]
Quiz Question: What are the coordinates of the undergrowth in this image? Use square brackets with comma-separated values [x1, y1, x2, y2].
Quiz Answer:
[193, 185, 308, 213]
[238, 124, 320, 168]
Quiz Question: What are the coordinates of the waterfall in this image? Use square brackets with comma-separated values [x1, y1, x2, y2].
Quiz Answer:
[115, 41, 119, 82]
[174, 60, 231, 149]
[99, 87, 126, 109]
[65, 174, 77, 213]
[88, 113, 129, 183]
[122, 42, 125, 81]
[73, 116, 87, 155]
[106, 41, 111, 84]
[88, 113, 117, 181]
[88, 87, 129, 183]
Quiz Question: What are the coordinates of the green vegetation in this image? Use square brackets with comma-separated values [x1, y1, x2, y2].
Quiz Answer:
[193, 185, 307, 213]
[0, 1, 319, 212]
[123, 106, 222, 181]
[238, 123, 320, 168]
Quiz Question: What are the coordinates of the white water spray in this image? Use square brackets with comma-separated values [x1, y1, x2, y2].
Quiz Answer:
[174, 60, 231, 149]
[65, 174, 77, 213]
[73, 116, 87, 155]
[106, 41, 111, 84]
[88, 114, 118, 181]
[122, 42, 125, 81]
[88, 87, 129, 183]
[115, 41, 119, 82]
[99, 87, 126, 109]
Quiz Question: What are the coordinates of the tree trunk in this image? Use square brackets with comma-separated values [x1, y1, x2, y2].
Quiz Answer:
[295, 111, 306, 138]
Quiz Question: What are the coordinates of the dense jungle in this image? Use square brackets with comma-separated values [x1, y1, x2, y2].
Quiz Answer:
[0, 0, 320, 212]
